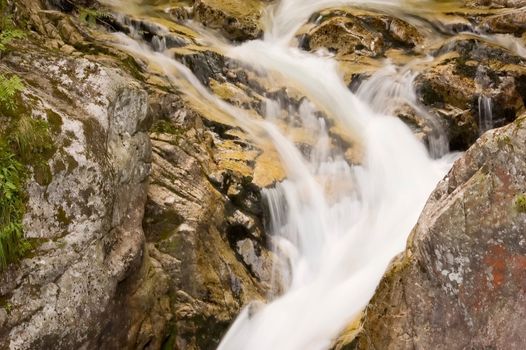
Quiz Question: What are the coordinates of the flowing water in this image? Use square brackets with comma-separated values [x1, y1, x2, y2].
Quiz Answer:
[96, 0, 524, 348]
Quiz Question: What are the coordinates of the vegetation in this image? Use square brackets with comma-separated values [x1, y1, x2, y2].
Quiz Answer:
[0, 74, 24, 110]
[0, 81, 55, 268]
[9, 116, 54, 161]
[0, 73, 29, 268]
[0, 0, 25, 54]
[0, 144, 30, 267]
[0, 2, 55, 268]
[79, 7, 111, 27]
[515, 194, 526, 213]
[0, 28, 24, 52]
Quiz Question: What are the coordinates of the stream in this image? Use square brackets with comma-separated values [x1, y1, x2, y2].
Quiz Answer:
[98, 0, 525, 348]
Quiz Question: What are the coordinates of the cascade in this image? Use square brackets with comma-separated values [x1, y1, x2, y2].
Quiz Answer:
[478, 95, 493, 133]
[106, 1, 458, 349]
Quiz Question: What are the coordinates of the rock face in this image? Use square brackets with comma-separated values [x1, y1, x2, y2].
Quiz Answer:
[0, 41, 151, 349]
[349, 114, 526, 349]
[0, 0, 278, 349]
[415, 38, 526, 150]
[2, 0, 526, 349]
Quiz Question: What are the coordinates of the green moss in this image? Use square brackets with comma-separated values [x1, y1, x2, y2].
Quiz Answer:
[151, 120, 183, 141]
[56, 206, 72, 227]
[514, 115, 525, 130]
[497, 134, 513, 149]
[515, 194, 526, 213]
[46, 109, 63, 135]
[161, 325, 178, 350]
[121, 56, 145, 81]
[33, 160, 53, 186]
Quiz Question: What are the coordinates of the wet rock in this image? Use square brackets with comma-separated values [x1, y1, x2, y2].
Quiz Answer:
[480, 8, 526, 35]
[304, 10, 422, 57]
[464, 0, 526, 8]
[415, 38, 526, 150]
[141, 100, 278, 348]
[46, 0, 97, 12]
[307, 16, 384, 56]
[192, 0, 264, 41]
[349, 113, 526, 350]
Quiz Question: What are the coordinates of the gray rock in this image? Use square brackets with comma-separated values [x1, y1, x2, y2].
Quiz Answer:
[350, 113, 526, 349]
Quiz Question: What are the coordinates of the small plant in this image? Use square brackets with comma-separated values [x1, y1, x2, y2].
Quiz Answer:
[0, 144, 30, 268]
[79, 7, 111, 27]
[0, 28, 24, 52]
[0, 74, 24, 111]
[9, 116, 54, 161]
[4, 302, 12, 314]
[515, 194, 526, 213]
[152, 119, 181, 135]
[0, 0, 25, 54]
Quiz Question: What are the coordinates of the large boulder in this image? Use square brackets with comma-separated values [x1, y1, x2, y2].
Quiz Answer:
[349, 113, 526, 349]
[0, 1, 279, 349]
[0, 41, 151, 349]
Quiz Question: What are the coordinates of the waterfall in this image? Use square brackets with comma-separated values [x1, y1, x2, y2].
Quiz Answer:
[107, 1, 456, 349]
[355, 63, 450, 158]
[216, 1, 454, 349]
[478, 95, 493, 133]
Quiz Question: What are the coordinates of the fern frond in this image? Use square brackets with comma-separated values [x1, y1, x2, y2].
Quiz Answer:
[0, 74, 24, 111]
[0, 28, 25, 52]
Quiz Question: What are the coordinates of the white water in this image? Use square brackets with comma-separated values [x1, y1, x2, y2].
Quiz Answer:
[218, 1, 454, 349]
[263, 0, 401, 44]
[108, 1, 456, 349]
[356, 63, 449, 158]
[478, 95, 493, 133]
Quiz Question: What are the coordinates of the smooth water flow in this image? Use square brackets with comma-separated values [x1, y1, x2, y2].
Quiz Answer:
[356, 63, 449, 158]
[478, 95, 493, 133]
[218, 1, 454, 349]
[108, 1, 456, 349]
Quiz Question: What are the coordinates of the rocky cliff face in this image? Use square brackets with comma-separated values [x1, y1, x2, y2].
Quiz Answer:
[0, 38, 151, 350]
[1, 0, 525, 349]
[0, 0, 279, 349]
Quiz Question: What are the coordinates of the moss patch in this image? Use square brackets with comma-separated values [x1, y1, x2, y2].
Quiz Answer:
[151, 119, 182, 135]
[515, 194, 526, 213]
